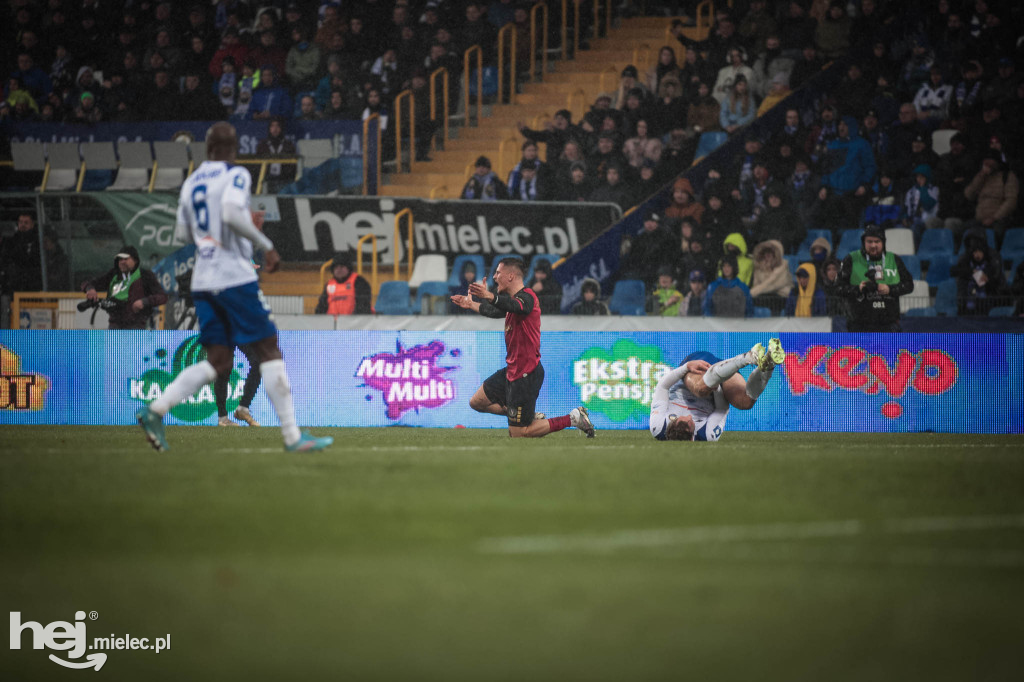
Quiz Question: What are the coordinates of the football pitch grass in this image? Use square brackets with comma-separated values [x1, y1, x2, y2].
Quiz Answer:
[2, 426, 1023, 681]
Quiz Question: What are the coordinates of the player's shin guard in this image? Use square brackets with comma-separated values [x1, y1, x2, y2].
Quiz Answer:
[260, 359, 301, 446]
[745, 366, 772, 401]
[703, 352, 753, 390]
[150, 360, 218, 416]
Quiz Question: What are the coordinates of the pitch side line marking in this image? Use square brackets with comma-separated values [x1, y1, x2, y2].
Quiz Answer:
[478, 514, 1024, 555]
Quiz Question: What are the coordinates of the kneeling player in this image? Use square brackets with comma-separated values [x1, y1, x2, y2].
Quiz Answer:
[650, 338, 784, 441]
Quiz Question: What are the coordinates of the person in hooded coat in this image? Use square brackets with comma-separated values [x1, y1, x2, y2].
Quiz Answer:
[572, 278, 609, 315]
[902, 163, 941, 238]
[784, 262, 828, 316]
[951, 227, 1007, 316]
[818, 115, 878, 230]
[704, 253, 753, 317]
[718, 232, 754, 286]
[749, 239, 793, 314]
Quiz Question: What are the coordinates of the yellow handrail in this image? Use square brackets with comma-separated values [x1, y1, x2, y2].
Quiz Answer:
[529, 2, 548, 81]
[393, 207, 414, 280]
[74, 160, 87, 192]
[497, 23, 517, 105]
[393, 89, 415, 174]
[362, 112, 381, 195]
[465, 163, 475, 181]
[498, 136, 520, 183]
[233, 158, 299, 195]
[531, 112, 550, 129]
[598, 64, 618, 94]
[356, 233, 378, 294]
[12, 291, 167, 330]
[429, 184, 448, 199]
[429, 67, 450, 149]
[463, 45, 483, 126]
[319, 258, 333, 289]
[567, 88, 586, 122]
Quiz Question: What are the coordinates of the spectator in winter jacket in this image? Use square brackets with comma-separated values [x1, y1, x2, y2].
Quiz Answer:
[713, 48, 758, 105]
[572, 278, 609, 315]
[81, 245, 167, 330]
[678, 268, 708, 317]
[528, 259, 563, 314]
[718, 232, 753, 286]
[285, 25, 322, 91]
[674, 230, 717, 289]
[652, 267, 684, 316]
[664, 177, 705, 227]
[819, 256, 846, 316]
[818, 115, 877, 230]
[784, 263, 828, 316]
[449, 260, 478, 315]
[749, 239, 792, 314]
[508, 159, 548, 202]
[955, 151, 1019, 242]
[935, 132, 976, 224]
[517, 109, 579, 163]
[315, 254, 372, 315]
[814, 0, 852, 59]
[255, 117, 297, 193]
[808, 236, 832, 270]
[952, 227, 1007, 315]
[719, 74, 757, 134]
[588, 163, 634, 210]
[837, 224, 914, 332]
[913, 65, 953, 131]
[248, 65, 292, 120]
[756, 72, 791, 117]
[902, 164, 941, 237]
[704, 254, 753, 317]
[622, 210, 678, 287]
[756, 183, 802, 254]
[460, 156, 509, 201]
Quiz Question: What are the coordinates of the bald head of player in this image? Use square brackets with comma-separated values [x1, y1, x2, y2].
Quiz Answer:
[665, 414, 695, 441]
[206, 121, 238, 162]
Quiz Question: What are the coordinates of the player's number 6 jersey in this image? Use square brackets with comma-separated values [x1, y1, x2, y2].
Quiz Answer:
[177, 161, 258, 292]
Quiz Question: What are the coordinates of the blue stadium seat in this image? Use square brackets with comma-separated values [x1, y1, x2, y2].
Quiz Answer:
[916, 228, 955, 263]
[835, 229, 862, 260]
[901, 254, 921, 280]
[526, 253, 560, 283]
[925, 254, 952, 286]
[795, 230, 832, 261]
[1000, 228, 1024, 270]
[904, 306, 937, 317]
[695, 131, 728, 159]
[988, 306, 1016, 317]
[447, 254, 486, 287]
[934, 280, 958, 316]
[374, 281, 413, 315]
[608, 279, 646, 315]
[752, 306, 772, 317]
[414, 281, 451, 315]
[784, 254, 802, 274]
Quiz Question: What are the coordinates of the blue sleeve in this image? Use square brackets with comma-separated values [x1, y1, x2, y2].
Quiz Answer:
[719, 103, 731, 129]
[857, 140, 877, 187]
[704, 281, 718, 316]
[784, 293, 796, 316]
[813, 289, 827, 315]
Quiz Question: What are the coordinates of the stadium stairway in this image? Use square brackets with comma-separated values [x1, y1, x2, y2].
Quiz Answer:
[379, 16, 698, 199]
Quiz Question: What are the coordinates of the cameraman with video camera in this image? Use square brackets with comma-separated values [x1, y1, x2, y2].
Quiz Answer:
[80, 245, 167, 329]
[837, 225, 913, 332]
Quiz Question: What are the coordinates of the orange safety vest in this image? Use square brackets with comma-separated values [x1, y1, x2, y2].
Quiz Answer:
[325, 272, 358, 315]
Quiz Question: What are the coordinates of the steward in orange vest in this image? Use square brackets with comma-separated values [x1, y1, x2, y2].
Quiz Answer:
[315, 254, 372, 315]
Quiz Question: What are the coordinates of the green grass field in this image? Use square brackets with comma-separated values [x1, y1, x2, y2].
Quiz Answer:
[2, 426, 1023, 681]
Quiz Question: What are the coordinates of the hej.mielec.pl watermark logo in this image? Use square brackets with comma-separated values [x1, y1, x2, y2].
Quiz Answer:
[10, 610, 171, 671]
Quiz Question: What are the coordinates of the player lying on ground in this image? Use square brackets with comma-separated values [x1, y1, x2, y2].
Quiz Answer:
[136, 121, 332, 452]
[650, 339, 785, 441]
[451, 257, 596, 438]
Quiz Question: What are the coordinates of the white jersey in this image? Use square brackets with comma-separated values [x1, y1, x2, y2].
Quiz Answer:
[176, 161, 259, 292]
[649, 366, 730, 442]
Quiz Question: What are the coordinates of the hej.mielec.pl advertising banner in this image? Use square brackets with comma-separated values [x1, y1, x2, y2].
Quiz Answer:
[1, 332, 1021, 433]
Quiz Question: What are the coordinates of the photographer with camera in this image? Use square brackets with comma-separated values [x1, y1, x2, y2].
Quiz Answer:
[837, 225, 913, 332]
[80, 245, 167, 329]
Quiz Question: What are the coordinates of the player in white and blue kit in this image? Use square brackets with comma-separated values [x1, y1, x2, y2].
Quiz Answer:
[650, 339, 785, 441]
[136, 122, 332, 452]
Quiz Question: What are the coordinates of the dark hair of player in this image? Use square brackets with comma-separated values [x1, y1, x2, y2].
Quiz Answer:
[665, 417, 694, 441]
[498, 257, 526, 277]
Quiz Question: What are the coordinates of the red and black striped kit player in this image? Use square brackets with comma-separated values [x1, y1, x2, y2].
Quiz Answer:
[450, 257, 596, 438]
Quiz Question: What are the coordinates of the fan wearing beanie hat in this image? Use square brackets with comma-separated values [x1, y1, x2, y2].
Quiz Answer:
[460, 155, 509, 201]
[834, 223, 914, 332]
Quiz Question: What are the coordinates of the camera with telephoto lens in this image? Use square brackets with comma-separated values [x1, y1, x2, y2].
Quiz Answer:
[77, 297, 122, 312]
[862, 267, 882, 294]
